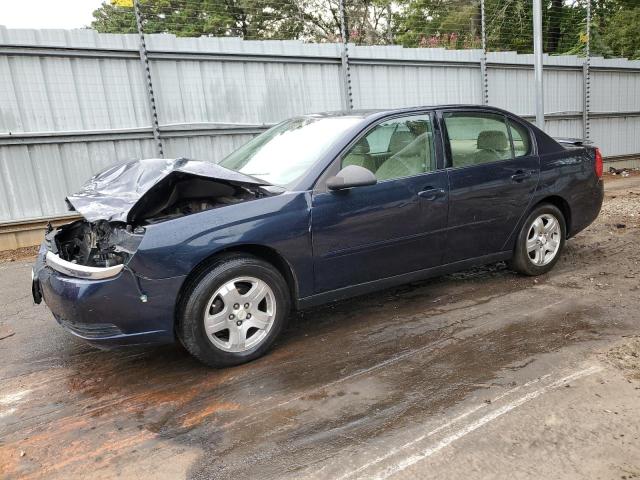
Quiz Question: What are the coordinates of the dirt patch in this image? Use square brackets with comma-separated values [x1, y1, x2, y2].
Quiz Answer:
[605, 337, 640, 380]
[0, 245, 39, 264]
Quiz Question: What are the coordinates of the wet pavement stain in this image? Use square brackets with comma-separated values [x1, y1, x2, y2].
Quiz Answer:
[1, 258, 624, 480]
[1, 279, 605, 480]
[183, 303, 607, 479]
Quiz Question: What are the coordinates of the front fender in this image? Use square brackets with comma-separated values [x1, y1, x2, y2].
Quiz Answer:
[127, 191, 314, 297]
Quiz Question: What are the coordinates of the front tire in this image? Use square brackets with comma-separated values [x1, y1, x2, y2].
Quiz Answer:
[509, 204, 566, 276]
[177, 254, 290, 368]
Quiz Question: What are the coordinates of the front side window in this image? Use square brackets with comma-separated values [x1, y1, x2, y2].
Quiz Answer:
[444, 112, 513, 168]
[218, 116, 362, 186]
[341, 114, 435, 181]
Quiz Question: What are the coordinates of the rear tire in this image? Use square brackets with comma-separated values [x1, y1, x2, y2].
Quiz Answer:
[509, 204, 566, 276]
[177, 254, 290, 368]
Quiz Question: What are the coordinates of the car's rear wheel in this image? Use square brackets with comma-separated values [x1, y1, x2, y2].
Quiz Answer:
[509, 204, 566, 276]
[177, 254, 290, 367]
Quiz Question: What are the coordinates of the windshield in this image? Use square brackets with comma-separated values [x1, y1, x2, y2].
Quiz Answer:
[217, 116, 362, 186]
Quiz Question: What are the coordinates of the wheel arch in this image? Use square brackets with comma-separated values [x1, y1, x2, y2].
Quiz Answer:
[533, 195, 572, 237]
[174, 244, 299, 331]
[504, 194, 572, 253]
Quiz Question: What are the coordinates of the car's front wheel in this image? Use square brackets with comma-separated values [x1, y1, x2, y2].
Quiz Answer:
[177, 254, 290, 367]
[509, 203, 566, 276]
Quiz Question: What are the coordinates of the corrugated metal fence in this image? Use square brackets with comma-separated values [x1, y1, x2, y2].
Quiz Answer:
[1, 27, 640, 247]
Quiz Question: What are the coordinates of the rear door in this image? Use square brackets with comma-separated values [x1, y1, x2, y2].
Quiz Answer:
[439, 110, 539, 263]
[311, 113, 449, 293]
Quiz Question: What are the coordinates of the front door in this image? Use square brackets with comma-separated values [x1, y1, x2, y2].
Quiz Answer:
[311, 113, 449, 294]
[439, 110, 540, 263]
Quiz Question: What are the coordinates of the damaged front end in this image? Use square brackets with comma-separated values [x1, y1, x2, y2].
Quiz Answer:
[43, 158, 272, 280]
[45, 220, 143, 280]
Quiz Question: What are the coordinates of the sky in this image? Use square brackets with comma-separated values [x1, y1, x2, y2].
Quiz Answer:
[0, 0, 105, 29]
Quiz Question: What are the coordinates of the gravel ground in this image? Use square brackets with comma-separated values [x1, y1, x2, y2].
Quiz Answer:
[1, 175, 639, 480]
[606, 337, 640, 381]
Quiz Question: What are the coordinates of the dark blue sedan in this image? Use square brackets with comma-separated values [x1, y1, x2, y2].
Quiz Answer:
[32, 105, 604, 367]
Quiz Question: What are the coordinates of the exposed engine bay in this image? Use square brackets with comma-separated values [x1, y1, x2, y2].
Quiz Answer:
[128, 175, 258, 224]
[52, 220, 144, 268]
[54, 160, 272, 268]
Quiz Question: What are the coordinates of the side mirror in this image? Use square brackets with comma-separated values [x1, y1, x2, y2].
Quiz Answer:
[326, 165, 377, 191]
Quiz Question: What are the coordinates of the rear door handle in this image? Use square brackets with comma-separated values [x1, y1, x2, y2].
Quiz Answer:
[511, 170, 532, 182]
[417, 187, 445, 200]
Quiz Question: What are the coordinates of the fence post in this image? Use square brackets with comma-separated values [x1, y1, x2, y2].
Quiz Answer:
[134, 0, 164, 157]
[480, 0, 489, 105]
[339, 0, 353, 111]
[533, 0, 545, 131]
[583, 0, 591, 141]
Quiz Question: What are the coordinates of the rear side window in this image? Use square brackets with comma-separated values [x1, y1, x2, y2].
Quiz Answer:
[444, 112, 512, 168]
[508, 119, 532, 157]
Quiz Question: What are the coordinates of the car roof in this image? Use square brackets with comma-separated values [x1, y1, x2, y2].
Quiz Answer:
[302, 105, 513, 120]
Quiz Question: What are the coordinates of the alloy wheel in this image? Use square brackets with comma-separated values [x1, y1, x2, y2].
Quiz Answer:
[526, 213, 561, 266]
[203, 276, 276, 352]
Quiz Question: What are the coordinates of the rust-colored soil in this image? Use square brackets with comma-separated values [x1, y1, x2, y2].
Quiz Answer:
[0, 245, 39, 264]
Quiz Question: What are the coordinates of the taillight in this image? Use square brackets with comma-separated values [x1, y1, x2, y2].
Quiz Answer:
[594, 147, 603, 179]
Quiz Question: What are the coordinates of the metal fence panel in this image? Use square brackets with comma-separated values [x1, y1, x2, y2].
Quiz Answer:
[162, 135, 255, 162]
[487, 68, 584, 116]
[1, 27, 640, 225]
[590, 70, 640, 113]
[591, 117, 640, 158]
[349, 46, 483, 108]
[543, 119, 584, 140]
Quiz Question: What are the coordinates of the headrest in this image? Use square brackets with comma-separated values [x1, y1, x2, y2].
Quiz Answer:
[393, 132, 430, 158]
[389, 130, 414, 152]
[350, 138, 370, 155]
[477, 130, 509, 151]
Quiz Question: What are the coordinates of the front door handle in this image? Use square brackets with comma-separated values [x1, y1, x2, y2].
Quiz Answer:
[418, 187, 445, 200]
[511, 170, 532, 183]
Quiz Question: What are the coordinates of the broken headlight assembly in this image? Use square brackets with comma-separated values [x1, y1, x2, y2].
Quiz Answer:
[45, 220, 144, 279]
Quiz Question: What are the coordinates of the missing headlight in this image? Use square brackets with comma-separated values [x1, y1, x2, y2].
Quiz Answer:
[52, 220, 144, 268]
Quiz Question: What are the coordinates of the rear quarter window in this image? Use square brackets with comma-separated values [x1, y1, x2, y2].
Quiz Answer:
[508, 119, 532, 157]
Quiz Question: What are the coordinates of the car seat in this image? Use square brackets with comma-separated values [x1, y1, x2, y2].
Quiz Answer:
[376, 133, 432, 181]
[342, 137, 376, 173]
[473, 130, 511, 164]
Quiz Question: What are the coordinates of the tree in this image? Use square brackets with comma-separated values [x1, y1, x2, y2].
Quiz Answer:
[91, 0, 306, 39]
[600, 5, 640, 59]
[392, 0, 583, 52]
[546, 0, 563, 53]
[90, 0, 640, 58]
[91, 0, 394, 43]
[92, 2, 137, 34]
[393, 0, 481, 49]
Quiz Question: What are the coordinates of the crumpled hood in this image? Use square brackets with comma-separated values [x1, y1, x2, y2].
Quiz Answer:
[65, 158, 269, 223]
